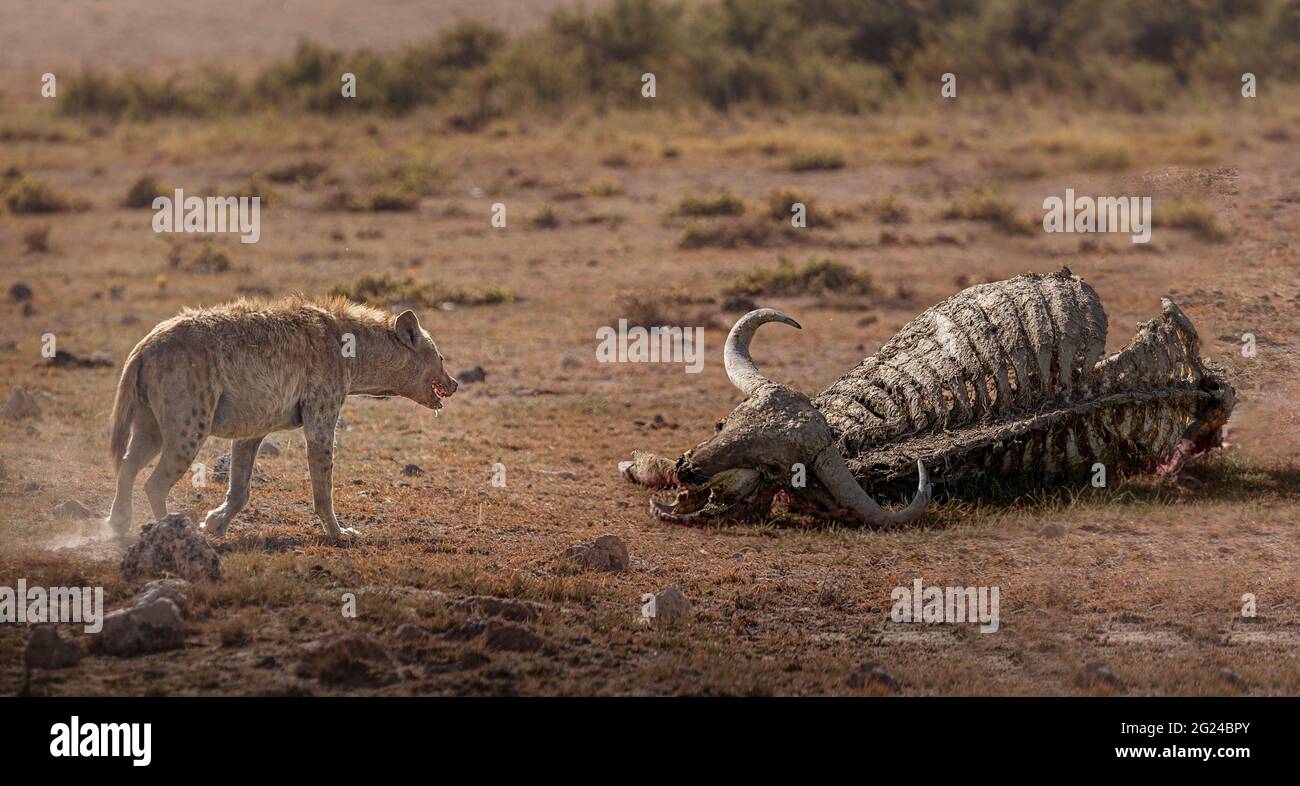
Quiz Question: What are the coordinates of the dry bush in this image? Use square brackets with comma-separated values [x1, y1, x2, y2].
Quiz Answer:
[941, 188, 1035, 235]
[722, 255, 874, 298]
[675, 190, 745, 217]
[864, 194, 911, 224]
[1155, 197, 1227, 242]
[3, 177, 86, 214]
[123, 174, 167, 208]
[617, 292, 719, 329]
[22, 225, 51, 254]
[786, 149, 846, 172]
[764, 188, 833, 227]
[264, 159, 328, 184]
[330, 273, 514, 307]
[530, 204, 561, 229]
[680, 216, 801, 249]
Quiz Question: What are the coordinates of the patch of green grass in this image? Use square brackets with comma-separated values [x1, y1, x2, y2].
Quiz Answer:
[864, 194, 910, 224]
[940, 188, 1034, 235]
[675, 190, 745, 217]
[360, 186, 420, 211]
[680, 216, 794, 249]
[3, 177, 86, 214]
[722, 255, 874, 297]
[1074, 146, 1134, 172]
[763, 188, 830, 226]
[330, 273, 514, 307]
[1155, 197, 1227, 242]
[264, 159, 329, 184]
[786, 150, 846, 172]
[123, 174, 166, 208]
[530, 203, 562, 228]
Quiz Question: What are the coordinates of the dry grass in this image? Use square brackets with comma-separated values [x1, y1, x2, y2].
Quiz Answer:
[940, 188, 1036, 235]
[722, 256, 875, 298]
[1156, 197, 1228, 242]
[330, 273, 514, 307]
[1, 56, 1297, 696]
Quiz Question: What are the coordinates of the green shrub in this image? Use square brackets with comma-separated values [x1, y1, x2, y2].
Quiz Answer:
[723, 256, 874, 297]
[675, 190, 745, 217]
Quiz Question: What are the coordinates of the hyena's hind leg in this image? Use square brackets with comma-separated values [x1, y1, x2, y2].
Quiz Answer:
[143, 389, 218, 522]
[106, 409, 163, 536]
[202, 435, 265, 536]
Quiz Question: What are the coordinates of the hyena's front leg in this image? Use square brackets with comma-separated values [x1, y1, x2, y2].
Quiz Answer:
[202, 435, 264, 536]
[302, 395, 355, 540]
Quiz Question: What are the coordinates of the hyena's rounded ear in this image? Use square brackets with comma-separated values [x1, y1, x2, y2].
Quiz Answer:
[395, 310, 422, 349]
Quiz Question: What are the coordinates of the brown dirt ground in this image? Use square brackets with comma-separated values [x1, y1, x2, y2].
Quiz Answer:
[1, 34, 1299, 695]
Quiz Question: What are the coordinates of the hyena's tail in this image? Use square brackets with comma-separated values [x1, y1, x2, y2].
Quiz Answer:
[109, 348, 144, 471]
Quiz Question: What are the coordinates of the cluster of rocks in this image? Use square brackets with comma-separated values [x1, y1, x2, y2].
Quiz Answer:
[96, 580, 190, 657]
[26, 516, 219, 671]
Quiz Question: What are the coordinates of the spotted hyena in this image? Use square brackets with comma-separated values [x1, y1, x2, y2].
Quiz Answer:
[106, 296, 457, 540]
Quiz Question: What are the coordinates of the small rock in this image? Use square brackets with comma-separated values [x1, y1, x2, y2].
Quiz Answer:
[561, 355, 583, 369]
[133, 578, 191, 617]
[25, 625, 81, 669]
[98, 597, 185, 656]
[848, 662, 900, 692]
[121, 513, 222, 583]
[444, 619, 542, 652]
[394, 624, 429, 641]
[1077, 661, 1126, 692]
[297, 634, 393, 685]
[10, 282, 33, 301]
[211, 452, 268, 484]
[402, 463, 424, 477]
[258, 442, 280, 457]
[641, 587, 691, 624]
[52, 500, 92, 520]
[1040, 523, 1066, 539]
[483, 622, 543, 652]
[457, 595, 543, 622]
[561, 534, 628, 572]
[2, 386, 42, 420]
[457, 365, 487, 383]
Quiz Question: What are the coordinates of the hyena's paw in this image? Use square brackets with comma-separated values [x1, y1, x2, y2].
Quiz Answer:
[100, 516, 132, 542]
[326, 526, 361, 542]
[201, 508, 233, 537]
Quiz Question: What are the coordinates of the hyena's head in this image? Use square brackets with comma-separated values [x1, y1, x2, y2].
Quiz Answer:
[392, 310, 458, 410]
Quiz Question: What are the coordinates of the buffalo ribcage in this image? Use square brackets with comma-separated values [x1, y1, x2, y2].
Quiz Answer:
[813, 269, 1233, 497]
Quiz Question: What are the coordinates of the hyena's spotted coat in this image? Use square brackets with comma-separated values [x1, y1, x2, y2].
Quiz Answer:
[107, 296, 457, 540]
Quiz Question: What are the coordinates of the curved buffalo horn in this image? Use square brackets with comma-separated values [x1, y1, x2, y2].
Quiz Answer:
[724, 309, 802, 396]
[812, 446, 931, 527]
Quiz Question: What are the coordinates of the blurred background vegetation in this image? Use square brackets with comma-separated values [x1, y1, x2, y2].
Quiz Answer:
[55, 0, 1300, 122]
